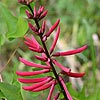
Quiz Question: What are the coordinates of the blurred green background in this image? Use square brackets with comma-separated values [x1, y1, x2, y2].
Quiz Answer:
[0, 0, 100, 100]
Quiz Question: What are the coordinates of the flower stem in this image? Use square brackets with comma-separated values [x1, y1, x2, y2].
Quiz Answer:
[27, 5, 69, 100]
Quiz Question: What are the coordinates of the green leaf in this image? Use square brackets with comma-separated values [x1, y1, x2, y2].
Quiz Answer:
[0, 2, 28, 42]
[0, 2, 17, 35]
[20, 6, 28, 18]
[0, 91, 5, 99]
[86, 88, 100, 100]
[7, 16, 28, 39]
[77, 86, 86, 100]
[20, 2, 34, 18]
[0, 34, 5, 45]
[0, 82, 23, 100]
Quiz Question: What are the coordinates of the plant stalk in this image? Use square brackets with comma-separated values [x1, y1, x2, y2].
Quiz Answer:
[27, 4, 69, 100]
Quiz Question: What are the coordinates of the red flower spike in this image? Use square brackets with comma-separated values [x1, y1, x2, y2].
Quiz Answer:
[17, 2, 87, 99]
[39, 10, 48, 20]
[59, 76, 73, 100]
[43, 19, 60, 42]
[19, 57, 50, 69]
[62, 71, 85, 78]
[26, 10, 33, 19]
[52, 59, 71, 73]
[52, 45, 88, 57]
[54, 91, 60, 100]
[35, 55, 48, 62]
[32, 80, 55, 92]
[29, 46, 44, 53]
[50, 26, 60, 54]
[16, 69, 50, 76]
[28, 23, 38, 34]
[22, 77, 52, 91]
[47, 81, 56, 100]
[18, 76, 49, 83]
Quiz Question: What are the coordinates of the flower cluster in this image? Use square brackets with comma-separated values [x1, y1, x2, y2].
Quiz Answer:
[16, 1, 88, 100]
[18, 0, 33, 5]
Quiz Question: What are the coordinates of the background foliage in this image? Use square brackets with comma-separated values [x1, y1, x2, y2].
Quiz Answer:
[0, 0, 100, 100]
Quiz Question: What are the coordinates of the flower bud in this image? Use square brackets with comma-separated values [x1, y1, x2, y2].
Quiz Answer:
[18, 0, 33, 5]
[24, 35, 44, 53]
[26, 10, 33, 19]
[50, 26, 60, 54]
[37, 6, 44, 16]
[43, 19, 60, 41]
[39, 10, 48, 20]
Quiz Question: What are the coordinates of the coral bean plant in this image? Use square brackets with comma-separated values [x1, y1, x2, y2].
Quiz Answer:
[16, 0, 88, 100]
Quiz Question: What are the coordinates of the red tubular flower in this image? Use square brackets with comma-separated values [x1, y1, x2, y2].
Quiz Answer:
[47, 81, 56, 100]
[22, 77, 52, 91]
[28, 22, 38, 34]
[26, 10, 33, 19]
[61, 71, 85, 78]
[43, 19, 60, 41]
[16, 69, 50, 76]
[34, 6, 37, 18]
[32, 80, 56, 92]
[41, 20, 46, 34]
[52, 59, 71, 73]
[39, 10, 48, 20]
[52, 45, 88, 57]
[19, 57, 50, 69]
[35, 55, 48, 62]
[46, 19, 60, 37]
[53, 59, 85, 78]
[50, 26, 60, 54]
[37, 6, 44, 17]
[59, 76, 73, 100]
[24, 35, 44, 53]
[18, 76, 49, 83]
